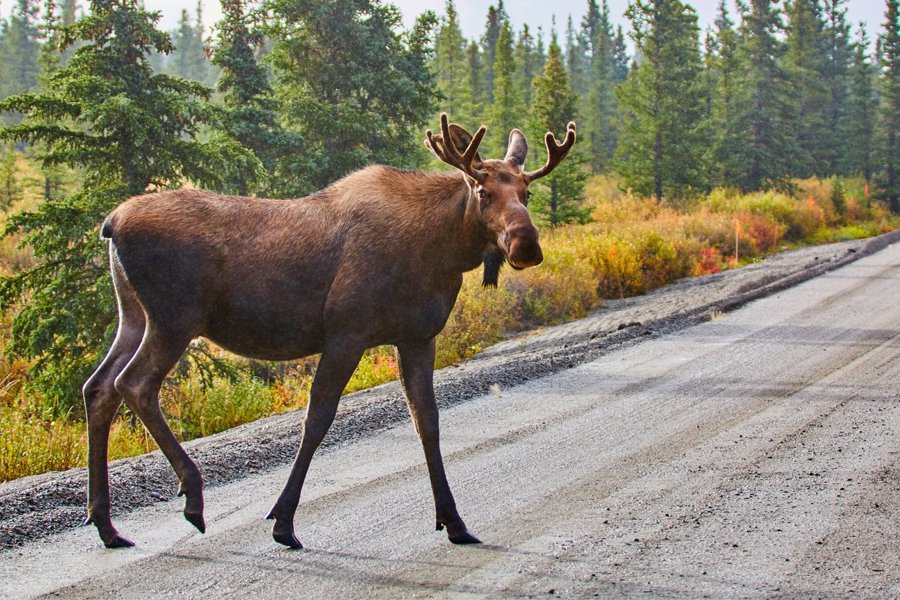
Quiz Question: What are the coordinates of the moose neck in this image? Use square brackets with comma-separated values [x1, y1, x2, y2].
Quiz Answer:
[427, 171, 493, 277]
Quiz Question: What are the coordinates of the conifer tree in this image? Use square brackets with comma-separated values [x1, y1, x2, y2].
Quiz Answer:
[529, 34, 589, 226]
[612, 25, 629, 82]
[847, 25, 877, 181]
[582, 0, 618, 172]
[0, 0, 257, 407]
[565, 15, 585, 96]
[822, 0, 852, 174]
[211, 0, 303, 196]
[2, 0, 42, 115]
[513, 24, 539, 108]
[720, 0, 796, 192]
[465, 40, 486, 123]
[433, 0, 469, 120]
[709, 0, 740, 186]
[170, 4, 215, 86]
[615, 0, 708, 203]
[488, 19, 521, 153]
[268, 0, 438, 192]
[784, 0, 829, 177]
[480, 1, 506, 103]
[878, 0, 900, 211]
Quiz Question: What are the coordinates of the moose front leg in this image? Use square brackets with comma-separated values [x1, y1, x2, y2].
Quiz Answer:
[267, 341, 365, 549]
[396, 339, 480, 544]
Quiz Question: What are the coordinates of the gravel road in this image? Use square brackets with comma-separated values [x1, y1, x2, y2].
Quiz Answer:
[1, 233, 898, 598]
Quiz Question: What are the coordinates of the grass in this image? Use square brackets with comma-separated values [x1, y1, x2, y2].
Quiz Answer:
[0, 169, 896, 482]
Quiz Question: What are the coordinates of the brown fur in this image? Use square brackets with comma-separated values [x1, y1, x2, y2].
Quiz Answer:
[81, 118, 574, 550]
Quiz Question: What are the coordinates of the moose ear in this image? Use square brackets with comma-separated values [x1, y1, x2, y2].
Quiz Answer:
[447, 124, 483, 164]
[504, 129, 528, 167]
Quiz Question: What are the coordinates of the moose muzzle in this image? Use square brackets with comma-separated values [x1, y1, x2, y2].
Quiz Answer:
[503, 222, 543, 269]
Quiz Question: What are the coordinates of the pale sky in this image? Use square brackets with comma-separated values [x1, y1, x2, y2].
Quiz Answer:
[141, 0, 885, 45]
[0, 1, 887, 47]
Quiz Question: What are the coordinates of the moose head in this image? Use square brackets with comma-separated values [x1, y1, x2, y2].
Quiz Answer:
[425, 113, 576, 286]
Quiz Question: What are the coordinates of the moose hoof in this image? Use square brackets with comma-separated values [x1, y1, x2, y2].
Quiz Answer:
[184, 510, 206, 534]
[272, 528, 303, 550]
[266, 510, 303, 549]
[103, 532, 136, 548]
[448, 530, 482, 545]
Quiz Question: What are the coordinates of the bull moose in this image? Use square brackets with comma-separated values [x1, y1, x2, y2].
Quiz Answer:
[82, 113, 576, 549]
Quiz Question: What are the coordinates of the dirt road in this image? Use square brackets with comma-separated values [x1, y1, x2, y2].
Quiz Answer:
[1, 241, 897, 597]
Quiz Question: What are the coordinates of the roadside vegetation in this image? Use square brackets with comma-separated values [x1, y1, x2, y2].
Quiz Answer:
[1, 163, 894, 482]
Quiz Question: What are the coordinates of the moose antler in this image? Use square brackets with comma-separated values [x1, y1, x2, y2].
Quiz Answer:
[525, 122, 577, 182]
[425, 113, 487, 182]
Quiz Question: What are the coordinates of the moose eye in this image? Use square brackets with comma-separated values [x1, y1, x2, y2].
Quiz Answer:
[477, 188, 489, 202]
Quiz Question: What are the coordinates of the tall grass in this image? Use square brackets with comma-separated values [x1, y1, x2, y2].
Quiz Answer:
[0, 173, 895, 482]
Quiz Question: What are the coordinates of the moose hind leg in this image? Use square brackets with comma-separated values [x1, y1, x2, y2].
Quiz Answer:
[397, 340, 480, 544]
[114, 323, 205, 535]
[267, 341, 364, 549]
[83, 319, 144, 548]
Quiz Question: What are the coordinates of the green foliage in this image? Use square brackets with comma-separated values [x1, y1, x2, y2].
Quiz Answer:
[878, 0, 900, 212]
[847, 26, 877, 180]
[1, 0, 42, 114]
[830, 177, 846, 215]
[168, 3, 217, 86]
[784, 0, 830, 178]
[821, 0, 852, 175]
[529, 35, 589, 226]
[581, 0, 619, 173]
[433, 0, 471, 123]
[513, 24, 540, 109]
[615, 0, 708, 203]
[210, 0, 303, 196]
[0, 146, 18, 210]
[480, 0, 507, 104]
[708, 0, 740, 187]
[488, 19, 520, 152]
[719, 0, 797, 192]
[0, 0, 258, 413]
[267, 0, 438, 193]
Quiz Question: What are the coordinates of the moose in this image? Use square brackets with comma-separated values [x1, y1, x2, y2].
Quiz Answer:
[82, 113, 576, 549]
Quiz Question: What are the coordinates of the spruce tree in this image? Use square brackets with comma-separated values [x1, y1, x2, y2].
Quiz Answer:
[784, 0, 829, 177]
[879, 0, 900, 211]
[612, 25, 629, 82]
[267, 0, 438, 192]
[2, 0, 42, 119]
[847, 25, 877, 181]
[170, 4, 215, 86]
[480, 1, 507, 104]
[433, 0, 469, 120]
[615, 0, 708, 203]
[465, 40, 486, 124]
[822, 0, 852, 174]
[488, 18, 520, 153]
[211, 0, 303, 196]
[565, 15, 586, 96]
[721, 0, 796, 192]
[513, 24, 539, 109]
[709, 0, 740, 187]
[0, 0, 257, 409]
[529, 34, 589, 226]
[582, 0, 618, 173]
